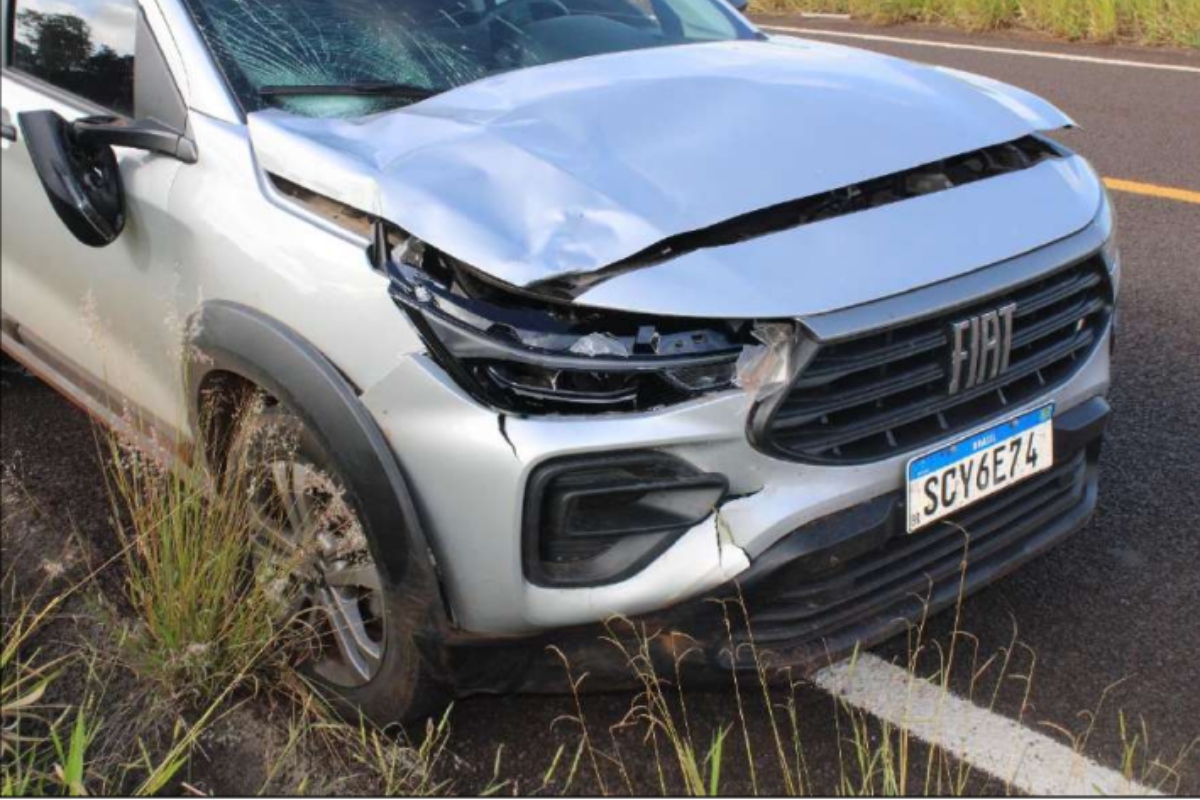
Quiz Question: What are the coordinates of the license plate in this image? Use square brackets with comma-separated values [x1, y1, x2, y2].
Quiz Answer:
[906, 405, 1055, 533]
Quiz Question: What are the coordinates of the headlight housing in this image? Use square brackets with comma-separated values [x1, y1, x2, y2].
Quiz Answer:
[378, 228, 789, 414]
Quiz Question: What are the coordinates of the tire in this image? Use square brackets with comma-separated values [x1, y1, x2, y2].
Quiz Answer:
[225, 397, 447, 724]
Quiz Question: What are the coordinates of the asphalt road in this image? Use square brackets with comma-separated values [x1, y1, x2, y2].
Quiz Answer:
[2, 18, 1197, 794]
[745, 14, 1200, 788]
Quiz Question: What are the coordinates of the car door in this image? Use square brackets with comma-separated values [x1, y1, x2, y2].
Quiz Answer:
[1, 0, 191, 431]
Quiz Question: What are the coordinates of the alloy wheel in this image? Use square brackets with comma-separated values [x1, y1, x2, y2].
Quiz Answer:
[247, 457, 386, 687]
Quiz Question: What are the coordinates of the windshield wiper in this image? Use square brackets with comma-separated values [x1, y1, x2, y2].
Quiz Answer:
[258, 82, 440, 101]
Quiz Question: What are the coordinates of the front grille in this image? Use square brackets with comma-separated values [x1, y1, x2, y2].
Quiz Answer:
[758, 255, 1112, 464]
[732, 450, 1092, 656]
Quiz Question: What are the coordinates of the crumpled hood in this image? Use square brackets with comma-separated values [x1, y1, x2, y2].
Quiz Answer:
[249, 36, 1090, 316]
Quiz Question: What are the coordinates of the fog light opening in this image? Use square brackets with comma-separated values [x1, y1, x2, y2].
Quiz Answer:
[524, 452, 728, 587]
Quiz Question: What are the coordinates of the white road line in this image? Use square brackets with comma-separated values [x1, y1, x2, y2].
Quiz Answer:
[813, 653, 1160, 796]
[800, 12, 851, 19]
[761, 25, 1200, 74]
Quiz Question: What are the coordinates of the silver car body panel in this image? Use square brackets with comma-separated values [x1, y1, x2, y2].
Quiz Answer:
[247, 36, 1077, 312]
[575, 156, 1101, 317]
[801, 194, 1113, 342]
[362, 301, 1111, 635]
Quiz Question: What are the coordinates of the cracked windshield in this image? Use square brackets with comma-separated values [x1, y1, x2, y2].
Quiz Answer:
[184, 0, 753, 117]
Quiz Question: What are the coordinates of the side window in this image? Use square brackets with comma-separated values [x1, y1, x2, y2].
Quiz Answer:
[672, 0, 737, 40]
[9, 0, 137, 115]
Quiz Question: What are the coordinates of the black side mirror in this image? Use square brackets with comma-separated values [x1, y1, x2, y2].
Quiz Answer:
[73, 115, 198, 164]
[17, 110, 195, 248]
[728, 0, 748, 11]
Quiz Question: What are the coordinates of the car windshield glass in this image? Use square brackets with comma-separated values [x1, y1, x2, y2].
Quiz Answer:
[183, 0, 757, 118]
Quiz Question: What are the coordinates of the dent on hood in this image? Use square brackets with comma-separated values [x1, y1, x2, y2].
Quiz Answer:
[249, 38, 1079, 287]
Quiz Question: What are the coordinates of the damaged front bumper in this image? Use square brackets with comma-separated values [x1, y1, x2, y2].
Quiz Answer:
[438, 395, 1110, 697]
[360, 265, 1113, 638]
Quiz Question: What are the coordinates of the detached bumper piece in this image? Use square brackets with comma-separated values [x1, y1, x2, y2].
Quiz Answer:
[723, 396, 1108, 672]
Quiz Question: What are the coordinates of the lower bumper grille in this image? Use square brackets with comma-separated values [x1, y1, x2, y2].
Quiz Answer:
[729, 448, 1096, 664]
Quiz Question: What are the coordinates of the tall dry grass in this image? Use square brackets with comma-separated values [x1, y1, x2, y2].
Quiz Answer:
[751, 0, 1200, 47]
[0, 573, 200, 795]
[2, 406, 448, 795]
[542, 589, 1197, 796]
[101, 429, 285, 702]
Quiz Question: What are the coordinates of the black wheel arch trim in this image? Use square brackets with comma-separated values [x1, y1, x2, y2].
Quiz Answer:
[187, 300, 448, 629]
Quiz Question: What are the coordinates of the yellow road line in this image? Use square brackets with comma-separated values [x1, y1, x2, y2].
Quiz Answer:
[1104, 178, 1200, 205]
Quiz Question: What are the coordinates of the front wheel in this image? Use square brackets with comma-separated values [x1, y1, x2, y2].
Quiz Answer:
[226, 399, 446, 722]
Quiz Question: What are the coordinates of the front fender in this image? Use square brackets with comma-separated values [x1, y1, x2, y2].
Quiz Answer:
[188, 300, 442, 603]
[934, 65, 1076, 130]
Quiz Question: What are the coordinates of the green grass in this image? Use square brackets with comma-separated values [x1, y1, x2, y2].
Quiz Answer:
[101, 421, 287, 702]
[3, 400, 284, 794]
[6, 571, 1193, 795]
[2, 590, 69, 795]
[0, 584, 194, 796]
[751, 0, 1200, 46]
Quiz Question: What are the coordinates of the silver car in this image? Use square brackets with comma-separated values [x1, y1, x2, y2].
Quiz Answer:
[0, 0, 1117, 720]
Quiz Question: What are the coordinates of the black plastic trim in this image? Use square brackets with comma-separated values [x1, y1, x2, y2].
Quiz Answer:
[522, 450, 728, 588]
[554, 475, 729, 539]
[17, 110, 125, 247]
[721, 455, 1099, 669]
[188, 301, 442, 604]
[74, 115, 196, 163]
[391, 277, 743, 373]
[748, 251, 1113, 465]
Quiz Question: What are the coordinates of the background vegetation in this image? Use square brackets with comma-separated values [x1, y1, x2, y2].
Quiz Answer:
[750, 0, 1200, 48]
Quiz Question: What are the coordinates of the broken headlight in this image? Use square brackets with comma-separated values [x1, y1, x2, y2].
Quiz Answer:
[377, 229, 779, 414]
